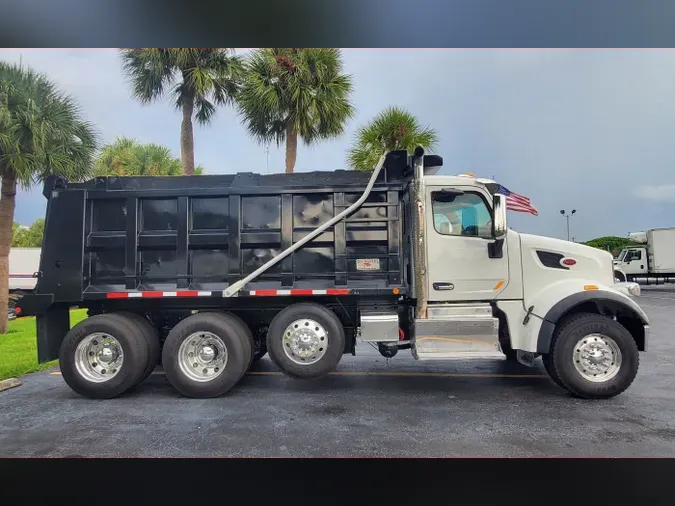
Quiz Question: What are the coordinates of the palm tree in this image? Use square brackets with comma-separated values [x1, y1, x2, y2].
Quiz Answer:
[0, 61, 97, 333]
[347, 107, 438, 172]
[93, 137, 203, 176]
[120, 48, 241, 176]
[238, 48, 354, 174]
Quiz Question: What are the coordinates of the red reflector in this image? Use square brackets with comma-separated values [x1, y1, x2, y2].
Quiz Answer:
[15, 307, 21, 314]
[141, 291, 164, 298]
[255, 290, 279, 296]
[326, 289, 350, 295]
[107, 292, 128, 299]
[562, 258, 577, 266]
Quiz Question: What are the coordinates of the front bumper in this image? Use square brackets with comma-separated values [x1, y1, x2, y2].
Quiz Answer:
[612, 281, 641, 297]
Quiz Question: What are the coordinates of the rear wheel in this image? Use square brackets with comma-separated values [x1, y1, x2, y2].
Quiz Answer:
[221, 312, 255, 371]
[267, 303, 345, 379]
[546, 313, 639, 399]
[114, 311, 161, 384]
[162, 313, 249, 398]
[59, 313, 149, 399]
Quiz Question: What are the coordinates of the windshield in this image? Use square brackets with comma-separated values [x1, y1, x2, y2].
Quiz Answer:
[616, 249, 627, 261]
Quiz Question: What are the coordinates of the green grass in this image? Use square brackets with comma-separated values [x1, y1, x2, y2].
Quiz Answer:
[0, 309, 88, 381]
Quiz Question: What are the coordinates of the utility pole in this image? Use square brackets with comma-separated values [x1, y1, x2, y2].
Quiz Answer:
[560, 209, 577, 241]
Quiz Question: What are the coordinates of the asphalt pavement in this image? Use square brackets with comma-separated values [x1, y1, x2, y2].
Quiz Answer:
[1, 289, 674, 457]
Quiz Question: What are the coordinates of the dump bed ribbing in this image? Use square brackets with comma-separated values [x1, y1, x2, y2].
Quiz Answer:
[36, 163, 414, 304]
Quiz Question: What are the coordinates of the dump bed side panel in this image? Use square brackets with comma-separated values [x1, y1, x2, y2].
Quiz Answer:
[54, 174, 410, 298]
[648, 227, 675, 273]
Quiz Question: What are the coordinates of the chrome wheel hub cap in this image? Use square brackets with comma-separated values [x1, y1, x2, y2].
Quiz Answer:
[178, 332, 228, 382]
[573, 333, 622, 382]
[282, 319, 328, 365]
[75, 333, 124, 383]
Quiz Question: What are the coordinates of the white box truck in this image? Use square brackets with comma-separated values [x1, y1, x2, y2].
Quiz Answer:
[8, 247, 41, 319]
[613, 227, 675, 284]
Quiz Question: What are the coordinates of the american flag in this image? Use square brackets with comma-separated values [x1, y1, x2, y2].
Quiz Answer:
[494, 184, 538, 216]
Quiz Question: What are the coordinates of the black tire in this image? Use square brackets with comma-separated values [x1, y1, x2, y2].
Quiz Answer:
[198, 310, 254, 370]
[267, 302, 345, 379]
[162, 312, 249, 398]
[114, 311, 160, 384]
[220, 312, 255, 370]
[59, 314, 149, 399]
[541, 353, 566, 390]
[614, 270, 626, 283]
[547, 312, 639, 399]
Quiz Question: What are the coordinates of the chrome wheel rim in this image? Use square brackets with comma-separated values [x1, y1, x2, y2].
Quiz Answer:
[282, 319, 328, 365]
[178, 332, 228, 382]
[74, 333, 124, 383]
[573, 333, 622, 382]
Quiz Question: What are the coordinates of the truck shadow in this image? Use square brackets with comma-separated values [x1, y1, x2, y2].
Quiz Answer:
[126, 366, 567, 401]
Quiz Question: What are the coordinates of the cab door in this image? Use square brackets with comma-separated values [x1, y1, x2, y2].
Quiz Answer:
[622, 248, 647, 275]
[425, 185, 509, 302]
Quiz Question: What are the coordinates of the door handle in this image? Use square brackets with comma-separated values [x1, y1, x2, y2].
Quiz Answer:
[433, 282, 454, 291]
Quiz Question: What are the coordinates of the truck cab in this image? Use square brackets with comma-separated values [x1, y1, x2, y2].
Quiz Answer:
[614, 247, 648, 276]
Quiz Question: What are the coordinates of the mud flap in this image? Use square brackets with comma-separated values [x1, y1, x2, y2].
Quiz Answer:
[37, 305, 71, 363]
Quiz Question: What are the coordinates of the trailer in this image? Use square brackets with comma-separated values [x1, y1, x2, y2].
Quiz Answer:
[613, 227, 675, 285]
[17, 149, 649, 400]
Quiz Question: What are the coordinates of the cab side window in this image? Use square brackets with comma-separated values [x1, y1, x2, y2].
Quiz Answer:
[432, 191, 492, 239]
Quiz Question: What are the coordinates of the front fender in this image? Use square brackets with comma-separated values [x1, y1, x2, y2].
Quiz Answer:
[532, 280, 649, 354]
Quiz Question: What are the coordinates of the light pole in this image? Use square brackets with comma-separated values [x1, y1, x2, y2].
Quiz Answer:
[560, 209, 576, 241]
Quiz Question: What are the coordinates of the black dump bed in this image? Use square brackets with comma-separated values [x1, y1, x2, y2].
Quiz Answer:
[33, 151, 425, 304]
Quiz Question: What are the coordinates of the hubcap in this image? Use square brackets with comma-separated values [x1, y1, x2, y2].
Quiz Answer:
[573, 333, 622, 382]
[74, 333, 124, 383]
[282, 319, 328, 365]
[178, 332, 228, 382]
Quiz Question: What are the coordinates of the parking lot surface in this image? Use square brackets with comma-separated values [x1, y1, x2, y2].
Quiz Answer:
[1, 289, 674, 457]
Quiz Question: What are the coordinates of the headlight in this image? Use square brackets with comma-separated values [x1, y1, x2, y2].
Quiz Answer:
[614, 282, 641, 297]
[626, 283, 641, 297]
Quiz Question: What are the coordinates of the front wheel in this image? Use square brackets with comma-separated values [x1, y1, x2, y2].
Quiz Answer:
[545, 313, 639, 399]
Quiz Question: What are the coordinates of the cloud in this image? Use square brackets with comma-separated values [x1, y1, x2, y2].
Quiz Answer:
[634, 184, 675, 203]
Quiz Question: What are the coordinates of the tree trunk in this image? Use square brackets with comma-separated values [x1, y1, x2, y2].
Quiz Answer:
[285, 125, 298, 174]
[0, 169, 17, 334]
[180, 95, 196, 176]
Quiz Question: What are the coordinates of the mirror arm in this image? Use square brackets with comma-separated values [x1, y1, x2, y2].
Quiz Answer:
[488, 238, 504, 259]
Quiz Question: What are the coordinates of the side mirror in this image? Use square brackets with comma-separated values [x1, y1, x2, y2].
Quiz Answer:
[492, 193, 507, 240]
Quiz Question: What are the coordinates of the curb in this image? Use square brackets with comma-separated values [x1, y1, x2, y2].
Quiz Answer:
[0, 378, 22, 392]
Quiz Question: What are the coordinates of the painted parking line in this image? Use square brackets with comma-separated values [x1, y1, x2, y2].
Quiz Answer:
[49, 370, 547, 379]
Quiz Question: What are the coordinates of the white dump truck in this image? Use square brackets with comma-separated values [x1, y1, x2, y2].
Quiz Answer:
[17, 148, 648, 400]
[614, 227, 675, 285]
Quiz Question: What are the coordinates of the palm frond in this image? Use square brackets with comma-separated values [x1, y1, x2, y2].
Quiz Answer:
[347, 107, 439, 172]
[237, 48, 354, 152]
[0, 61, 99, 188]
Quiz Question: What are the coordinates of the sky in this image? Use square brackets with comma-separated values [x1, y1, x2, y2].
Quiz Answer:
[1, 48, 674, 242]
